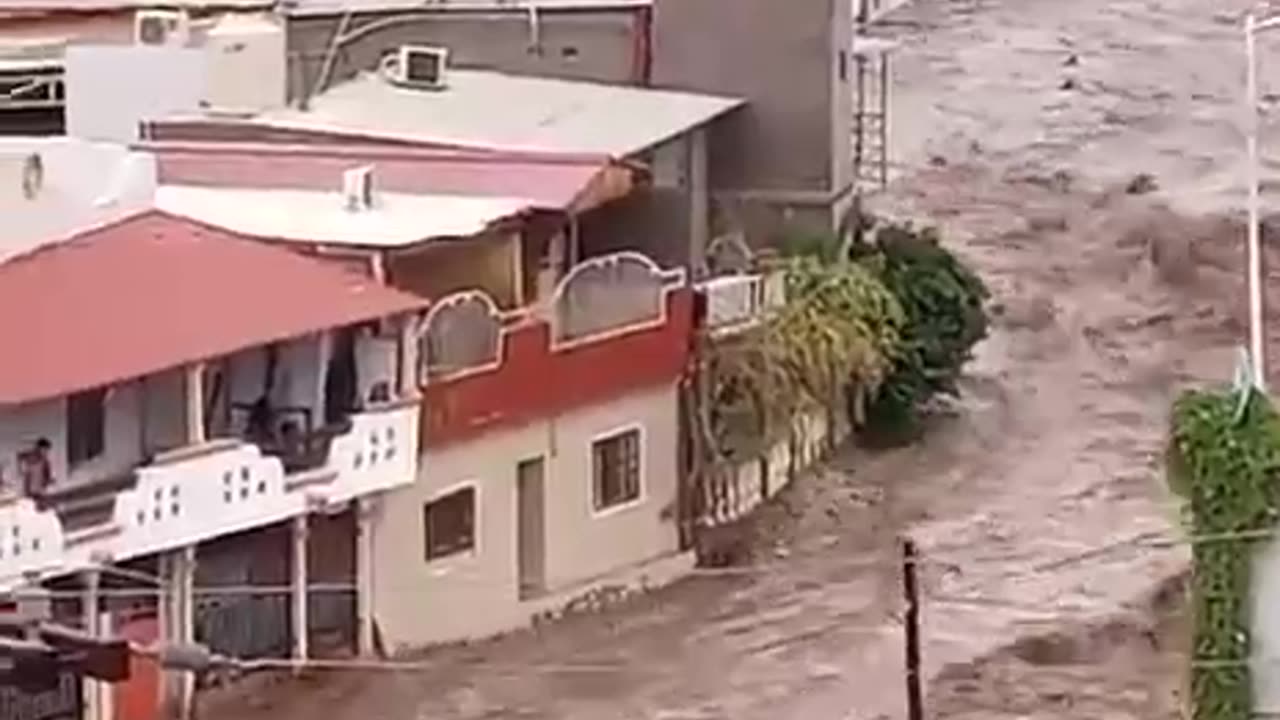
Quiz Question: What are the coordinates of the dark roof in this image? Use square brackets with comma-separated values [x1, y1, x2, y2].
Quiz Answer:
[0, 210, 427, 405]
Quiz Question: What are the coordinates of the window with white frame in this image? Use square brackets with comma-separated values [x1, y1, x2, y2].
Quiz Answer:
[591, 428, 641, 512]
[423, 487, 476, 561]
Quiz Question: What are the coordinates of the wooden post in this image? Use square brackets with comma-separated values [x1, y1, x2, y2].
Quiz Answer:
[902, 537, 923, 720]
[355, 497, 376, 657]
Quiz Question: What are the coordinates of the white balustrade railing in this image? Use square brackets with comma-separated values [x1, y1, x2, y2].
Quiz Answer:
[112, 441, 292, 560]
[699, 271, 785, 335]
[322, 401, 419, 505]
[0, 497, 64, 579]
[0, 402, 421, 592]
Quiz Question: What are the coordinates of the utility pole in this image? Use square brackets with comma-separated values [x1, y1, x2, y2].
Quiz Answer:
[901, 537, 923, 720]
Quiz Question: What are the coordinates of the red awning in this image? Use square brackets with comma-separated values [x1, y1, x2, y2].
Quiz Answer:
[0, 210, 428, 406]
[144, 141, 637, 215]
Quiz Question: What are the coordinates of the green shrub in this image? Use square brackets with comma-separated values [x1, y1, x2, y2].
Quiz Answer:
[854, 220, 989, 444]
[1169, 387, 1280, 720]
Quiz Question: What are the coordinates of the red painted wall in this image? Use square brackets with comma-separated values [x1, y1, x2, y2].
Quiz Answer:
[421, 289, 693, 448]
[114, 613, 160, 720]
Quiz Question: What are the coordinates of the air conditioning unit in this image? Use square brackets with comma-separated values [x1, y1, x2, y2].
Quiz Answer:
[391, 45, 449, 90]
[134, 10, 191, 47]
[342, 165, 375, 211]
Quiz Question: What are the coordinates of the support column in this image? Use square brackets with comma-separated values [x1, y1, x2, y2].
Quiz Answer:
[688, 127, 709, 278]
[81, 570, 102, 720]
[156, 553, 174, 715]
[397, 314, 418, 400]
[355, 496, 376, 657]
[97, 611, 115, 720]
[159, 548, 195, 720]
[183, 363, 205, 445]
[176, 546, 196, 720]
[291, 513, 310, 670]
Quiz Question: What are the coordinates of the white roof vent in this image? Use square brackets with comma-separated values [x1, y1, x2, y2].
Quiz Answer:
[135, 10, 191, 47]
[342, 165, 375, 212]
[380, 45, 449, 90]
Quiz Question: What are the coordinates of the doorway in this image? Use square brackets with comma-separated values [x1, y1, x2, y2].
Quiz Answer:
[516, 457, 546, 600]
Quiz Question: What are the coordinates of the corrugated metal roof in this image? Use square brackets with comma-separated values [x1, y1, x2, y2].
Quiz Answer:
[0, 209, 427, 406]
[282, 0, 649, 17]
[144, 141, 632, 211]
[260, 70, 744, 158]
[155, 184, 530, 246]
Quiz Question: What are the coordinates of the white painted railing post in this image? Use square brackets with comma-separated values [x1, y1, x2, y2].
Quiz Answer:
[291, 513, 309, 671]
[183, 363, 206, 445]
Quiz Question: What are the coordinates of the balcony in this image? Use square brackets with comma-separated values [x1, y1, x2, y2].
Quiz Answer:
[418, 251, 693, 447]
[0, 401, 418, 588]
[0, 321, 420, 590]
[697, 270, 786, 337]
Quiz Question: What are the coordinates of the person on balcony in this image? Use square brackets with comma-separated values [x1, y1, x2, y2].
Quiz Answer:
[245, 395, 276, 447]
[18, 438, 53, 497]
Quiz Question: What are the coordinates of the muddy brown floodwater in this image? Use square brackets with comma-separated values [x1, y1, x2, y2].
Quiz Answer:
[207, 0, 1280, 717]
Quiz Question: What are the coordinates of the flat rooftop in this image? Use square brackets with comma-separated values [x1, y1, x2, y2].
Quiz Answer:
[247, 69, 744, 158]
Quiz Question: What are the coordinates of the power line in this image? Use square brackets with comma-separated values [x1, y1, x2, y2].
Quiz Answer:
[1, 525, 1205, 600]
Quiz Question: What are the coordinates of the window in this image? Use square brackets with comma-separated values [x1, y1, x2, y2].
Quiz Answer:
[592, 428, 641, 512]
[66, 388, 107, 468]
[423, 487, 475, 561]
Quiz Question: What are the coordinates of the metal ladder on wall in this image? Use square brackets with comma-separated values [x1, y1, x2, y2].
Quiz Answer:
[852, 36, 891, 191]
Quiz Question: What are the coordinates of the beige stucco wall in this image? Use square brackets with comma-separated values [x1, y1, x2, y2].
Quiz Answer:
[370, 381, 681, 650]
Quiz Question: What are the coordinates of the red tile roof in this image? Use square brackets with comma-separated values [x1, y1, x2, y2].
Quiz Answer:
[145, 141, 637, 213]
[0, 210, 427, 406]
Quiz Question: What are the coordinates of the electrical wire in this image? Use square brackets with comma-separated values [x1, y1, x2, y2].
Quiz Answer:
[2, 522, 1214, 601]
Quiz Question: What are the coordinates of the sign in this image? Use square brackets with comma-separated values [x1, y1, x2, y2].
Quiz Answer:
[0, 672, 83, 720]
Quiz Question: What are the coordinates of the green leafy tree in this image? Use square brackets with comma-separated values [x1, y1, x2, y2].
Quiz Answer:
[707, 255, 902, 460]
[853, 220, 989, 444]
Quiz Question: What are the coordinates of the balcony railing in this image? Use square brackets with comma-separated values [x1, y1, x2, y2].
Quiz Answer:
[0, 402, 419, 591]
[698, 271, 786, 337]
[108, 440, 293, 559]
[549, 252, 686, 348]
[417, 252, 687, 383]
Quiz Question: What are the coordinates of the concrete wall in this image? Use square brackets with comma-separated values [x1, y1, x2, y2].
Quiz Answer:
[0, 382, 155, 492]
[0, 137, 157, 264]
[387, 232, 522, 309]
[371, 382, 680, 649]
[64, 45, 208, 144]
[651, 0, 848, 239]
[284, 8, 643, 102]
